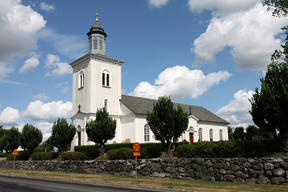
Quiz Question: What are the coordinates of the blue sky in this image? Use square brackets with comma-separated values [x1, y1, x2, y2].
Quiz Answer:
[1, 0, 288, 141]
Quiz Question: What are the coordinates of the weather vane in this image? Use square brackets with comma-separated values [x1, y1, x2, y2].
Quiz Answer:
[95, 13, 99, 23]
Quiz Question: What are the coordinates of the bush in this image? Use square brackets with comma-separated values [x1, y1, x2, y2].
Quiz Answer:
[145, 146, 161, 158]
[61, 152, 87, 160]
[262, 138, 281, 152]
[6, 152, 29, 161]
[84, 150, 100, 160]
[0, 152, 7, 157]
[176, 140, 266, 158]
[74, 145, 98, 152]
[107, 148, 133, 160]
[31, 152, 53, 160]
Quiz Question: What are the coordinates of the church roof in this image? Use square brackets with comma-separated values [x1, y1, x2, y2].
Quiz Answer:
[120, 94, 229, 124]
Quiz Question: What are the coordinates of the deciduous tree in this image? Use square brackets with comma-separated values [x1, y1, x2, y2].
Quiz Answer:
[146, 96, 188, 156]
[245, 125, 259, 140]
[51, 118, 76, 153]
[86, 107, 116, 157]
[1, 127, 20, 153]
[20, 124, 43, 157]
[233, 127, 245, 140]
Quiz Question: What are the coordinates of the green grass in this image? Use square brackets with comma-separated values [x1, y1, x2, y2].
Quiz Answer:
[0, 169, 287, 192]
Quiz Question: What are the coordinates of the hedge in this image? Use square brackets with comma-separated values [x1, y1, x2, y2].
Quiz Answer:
[176, 140, 266, 158]
[34, 148, 51, 153]
[74, 141, 189, 153]
[6, 152, 29, 161]
[261, 138, 281, 152]
[31, 152, 58, 160]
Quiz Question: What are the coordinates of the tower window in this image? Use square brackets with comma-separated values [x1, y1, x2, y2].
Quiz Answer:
[102, 70, 111, 87]
[104, 99, 108, 111]
[93, 38, 97, 49]
[79, 71, 84, 89]
[219, 129, 223, 140]
[198, 128, 203, 142]
[99, 39, 103, 50]
[209, 129, 213, 142]
[144, 124, 150, 142]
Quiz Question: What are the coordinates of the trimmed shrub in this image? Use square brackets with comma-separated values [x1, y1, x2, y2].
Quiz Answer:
[74, 145, 98, 152]
[61, 152, 87, 160]
[31, 152, 53, 160]
[84, 150, 100, 160]
[6, 152, 29, 161]
[0, 152, 7, 157]
[145, 146, 161, 158]
[107, 148, 133, 160]
[176, 140, 266, 158]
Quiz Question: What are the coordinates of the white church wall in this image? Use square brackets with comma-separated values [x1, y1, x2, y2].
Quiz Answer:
[120, 114, 135, 143]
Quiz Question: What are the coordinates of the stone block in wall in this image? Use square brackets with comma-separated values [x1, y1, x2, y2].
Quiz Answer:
[193, 158, 205, 165]
[224, 175, 235, 182]
[281, 161, 288, 171]
[271, 177, 285, 184]
[243, 162, 252, 168]
[256, 175, 270, 184]
[140, 167, 150, 176]
[252, 163, 264, 170]
[231, 164, 240, 172]
[264, 163, 274, 171]
[235, 171, 245, 179]
[215, 173, 223, 181]
[273, 168, 285, 177]
[205, 160, 213, 168]
[248, 169, 258, 178]
[214, 162, 224, 169]
[265, 171, 273, 178]
[273, 158, 284, 163]
[219, 169, 225, 175]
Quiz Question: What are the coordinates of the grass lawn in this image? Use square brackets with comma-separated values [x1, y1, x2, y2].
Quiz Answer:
[0, 169, 287, 192]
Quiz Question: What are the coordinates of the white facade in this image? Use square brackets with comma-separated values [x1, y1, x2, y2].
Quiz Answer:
[70, 17, 229, 151]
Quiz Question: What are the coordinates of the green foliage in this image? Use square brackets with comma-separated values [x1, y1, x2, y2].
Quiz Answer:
[86, 107, 116, 157]
[0, 152, 7, 157]
[84, 150, 100, 160]
[38, 136, 54, 151]
[0, 127, 21, 153]
[262, 138, 282, 152]
[228, 126, 233, 140]
[107, 148, 133, 160]
[20, 124, 43, 157]
[31, 152, 55, 160]
[74, 145, 99, 152]
[6, 152, 29, 161]
[147, 96, 188, 156]
[233, 127, 245, 140]
[249, 63, 288, 140]
[141, 146, 161, 159]
[176, 140, 266, 158]
[245, 125, 259, 140]
[34, 148, 51, 153]
[0, 126, 8, 139]
[61, 152, 87, 160]
[51, 118, 76, 153]
[266, 0, 288, 17]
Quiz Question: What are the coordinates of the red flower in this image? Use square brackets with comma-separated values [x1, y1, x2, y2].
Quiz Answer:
[173, 152, 177, 156]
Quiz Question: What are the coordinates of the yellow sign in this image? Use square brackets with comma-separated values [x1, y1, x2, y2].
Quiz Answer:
[133, 152, 140, 156]
[11, 148, 19, 156]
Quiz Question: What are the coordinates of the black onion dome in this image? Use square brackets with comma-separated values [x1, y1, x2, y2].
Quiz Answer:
[87, 22, 107, 37]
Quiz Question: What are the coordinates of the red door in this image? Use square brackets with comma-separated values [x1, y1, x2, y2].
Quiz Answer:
[78, 132, 81, 146]
[189, 133, 194, 144]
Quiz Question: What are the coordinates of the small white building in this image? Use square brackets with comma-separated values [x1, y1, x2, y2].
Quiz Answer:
[70, 15, 229, 151]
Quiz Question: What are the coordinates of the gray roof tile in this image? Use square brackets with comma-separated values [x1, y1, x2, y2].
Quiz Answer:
[120, 95, 229, 124]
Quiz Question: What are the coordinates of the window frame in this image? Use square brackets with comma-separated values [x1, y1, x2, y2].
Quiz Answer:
[144, 124, 150, 142]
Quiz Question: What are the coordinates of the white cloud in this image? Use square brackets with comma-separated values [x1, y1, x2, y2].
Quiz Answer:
[32, 93, 49, 100]
[192, 2, 288, 70]
[0, 0, 46, 61]
[38, 28, 86, 59]
[19, 52, 39, 73]
[148, 0, 169, 8]
[22, 100, 72, 123]
[39, 2, 55, 12]
[129, 65, 231, 101]
[216, 90, 254, 127]
[35, 122, 53, 142]
[187, 0, 259, 13]
[0, 107, 21, 126]
[44, 54, 72, 76]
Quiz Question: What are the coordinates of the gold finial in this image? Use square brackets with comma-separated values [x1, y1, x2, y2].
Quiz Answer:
[95, 13, 99, 23]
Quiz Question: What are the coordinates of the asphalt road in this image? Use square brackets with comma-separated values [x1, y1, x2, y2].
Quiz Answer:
[0, 174, 165, 192]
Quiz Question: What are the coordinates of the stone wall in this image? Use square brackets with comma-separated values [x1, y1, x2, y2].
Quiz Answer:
[1, 157, 288, 185]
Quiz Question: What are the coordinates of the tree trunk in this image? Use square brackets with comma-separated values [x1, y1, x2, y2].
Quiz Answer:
[99, 144, 105, 157]
[166, 143, 175, 156]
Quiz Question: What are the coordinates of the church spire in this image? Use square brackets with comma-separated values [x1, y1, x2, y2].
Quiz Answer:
[95, 13, 99, 23]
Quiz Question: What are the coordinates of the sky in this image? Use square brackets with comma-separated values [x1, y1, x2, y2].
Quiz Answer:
[1, 0, 288, 142]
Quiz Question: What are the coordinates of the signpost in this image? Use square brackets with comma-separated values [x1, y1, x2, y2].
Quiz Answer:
[133, 142, 141, 179]
[11, 148, 19, 171]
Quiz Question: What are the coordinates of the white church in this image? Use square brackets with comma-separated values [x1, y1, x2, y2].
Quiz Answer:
[70, 14, 229, 151]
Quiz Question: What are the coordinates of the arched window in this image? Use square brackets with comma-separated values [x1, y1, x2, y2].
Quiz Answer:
[219, 129, 223, 140]
[102, 70, 110, 87]
[144, 124, 150, 142]
[209, 129, 213, 142]
[188, 126, 194, 132]
[198, 128, 203, 142]
[79, 71, 84, 88]
[104, 99, 108, 111]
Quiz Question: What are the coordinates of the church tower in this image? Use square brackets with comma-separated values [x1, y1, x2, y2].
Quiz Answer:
[70, 14, 124, 149]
